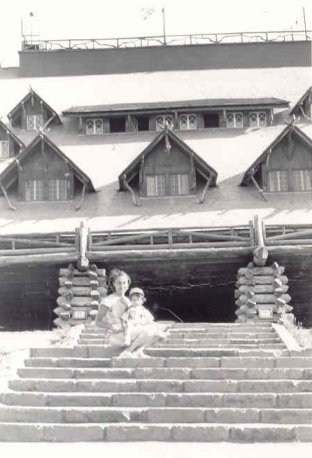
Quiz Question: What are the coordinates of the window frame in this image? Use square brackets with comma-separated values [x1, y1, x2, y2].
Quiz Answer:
[267, 169, 312, 192]
[86, 118, 104, 135]
[156, 114, 174, 131]
[249, 111, 267, 128]
[0, 140, 9, 159]
[24, 179, 45, 201]
[26, 114, 44, 131]
[226, 112, 244, 128]
[179, 114, 197, 131]
[145, 173, 190, 197]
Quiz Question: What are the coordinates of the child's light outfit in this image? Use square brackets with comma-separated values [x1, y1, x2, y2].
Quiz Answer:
[122, 304, 154, 345]
[122, 304, 154, 325]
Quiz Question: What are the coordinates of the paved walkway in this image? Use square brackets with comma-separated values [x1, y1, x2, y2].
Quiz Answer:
[0, 442, 312, 457]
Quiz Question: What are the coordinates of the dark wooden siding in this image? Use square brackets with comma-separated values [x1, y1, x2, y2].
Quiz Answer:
[11, 96, 52, 129]
[262, 133, 312, 191]
[18, 140, 74, 200]
[0, 124, 21, 158]
[142, 138, 195, 196]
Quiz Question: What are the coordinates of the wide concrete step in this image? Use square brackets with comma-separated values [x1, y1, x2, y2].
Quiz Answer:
[19, 367, 312, 380]
[25, 356, 312, 369]
[78, 337, 281, 344]
[78, 340, 286, 350]
[30, 347, 286, 358]
[145, 348, 286, 357]
[0, 406, 312, 424]
[0, 422, 310, 442]
[8, 378, 312, 393]
[2, 391, 312, 408]
[80, 331, 276, 339]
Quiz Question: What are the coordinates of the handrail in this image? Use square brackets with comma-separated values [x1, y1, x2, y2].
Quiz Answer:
[21, 29, 311, 51]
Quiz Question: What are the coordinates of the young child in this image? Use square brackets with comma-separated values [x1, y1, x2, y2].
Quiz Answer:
[122, 287, 154, 346]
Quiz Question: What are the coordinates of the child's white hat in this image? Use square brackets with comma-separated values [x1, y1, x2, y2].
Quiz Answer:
[129, 287, 144, 297]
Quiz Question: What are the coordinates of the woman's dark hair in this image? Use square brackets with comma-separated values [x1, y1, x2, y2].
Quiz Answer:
[108, 269, 131, 291]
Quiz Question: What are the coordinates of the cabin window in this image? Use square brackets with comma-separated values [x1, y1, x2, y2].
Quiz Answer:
[249, 111, 267, 127]
[136, 117, 150, 131]
[109, 117, 126, 133]
[179, 114, 197, 130]
[156, 115, 174, 131]
[292, 170, 312, 191]
[170, 174, 190, 195]
[226, 112, 243, 128]
[146, 174, 166, 196]
[23, 179, 70, 201]
[146, 173, 190, 197]
[0, 141, 9, 159]
[268, 169, 312, 192]
[204, 113, 220, 128]
[24, 180, 45, 201]
[47, 179, 68, 200]
[26, 115, 44, 131]
[86, 118, 104, 135]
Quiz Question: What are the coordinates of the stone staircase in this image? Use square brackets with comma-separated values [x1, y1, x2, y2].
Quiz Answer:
[1, 322, 312, 442]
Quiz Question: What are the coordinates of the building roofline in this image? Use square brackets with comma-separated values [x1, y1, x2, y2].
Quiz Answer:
[0, 132, 94, 191]
[118, 128, 218, 190]
[241, 123, 312, 185]
[63, 97, 290, 117]
[290, 86, 312, 115]
[7, 88, 62, 124]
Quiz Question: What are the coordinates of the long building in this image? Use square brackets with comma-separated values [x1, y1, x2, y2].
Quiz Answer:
[0, 31, 311, 330]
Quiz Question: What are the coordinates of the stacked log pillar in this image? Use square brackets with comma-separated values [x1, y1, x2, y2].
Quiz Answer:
[235, 262, 293, 323]
[54, 263, 107, 328]
[235, 215, 293, 323]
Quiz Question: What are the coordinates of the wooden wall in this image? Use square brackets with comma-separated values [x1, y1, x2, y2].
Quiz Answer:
[18, 141, 74, 200]
[0, 248, 312, 329]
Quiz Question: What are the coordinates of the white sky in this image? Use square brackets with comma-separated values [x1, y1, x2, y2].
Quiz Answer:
[0, 0, 311, 67]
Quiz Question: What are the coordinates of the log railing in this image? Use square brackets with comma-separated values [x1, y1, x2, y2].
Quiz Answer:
[1, 222, 312, 256]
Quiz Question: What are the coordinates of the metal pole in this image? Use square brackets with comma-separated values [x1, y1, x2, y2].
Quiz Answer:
[303, 7, 308, 40]
[162, 7, 166, 45]
[21, 17, 24, 48]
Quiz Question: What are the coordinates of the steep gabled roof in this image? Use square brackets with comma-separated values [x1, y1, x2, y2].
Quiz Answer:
[241, 124, 312, 185]
[290, 86, 312, 116]
[7, 88, 62, 124]
[0, 119, 25, 149]
[0, 133, 94, 191]
[118, 128, 218, 190]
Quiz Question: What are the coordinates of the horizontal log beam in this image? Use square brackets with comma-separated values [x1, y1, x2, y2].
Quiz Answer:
[1, 243, 312, 266]
[91, 241, 251, 251]
[176, 230, 248, 242]
[92, 230, 168, 247]
[0, 247, 76, 256]
[0, 237, 73, 248]
[0, 252, 78, 266]
[267, 229, 312, 241]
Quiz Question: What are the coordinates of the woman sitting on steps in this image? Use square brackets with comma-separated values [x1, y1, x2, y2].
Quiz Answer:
[94, 269, 168, 357]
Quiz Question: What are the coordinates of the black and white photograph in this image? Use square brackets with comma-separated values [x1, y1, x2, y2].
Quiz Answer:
[0, 0, 311, 455]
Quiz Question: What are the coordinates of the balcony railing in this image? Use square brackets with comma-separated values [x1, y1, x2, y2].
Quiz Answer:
[21, 29, 311, 52]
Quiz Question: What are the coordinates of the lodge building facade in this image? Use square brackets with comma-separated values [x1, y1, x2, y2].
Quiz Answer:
[0, 37, 311, 330]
